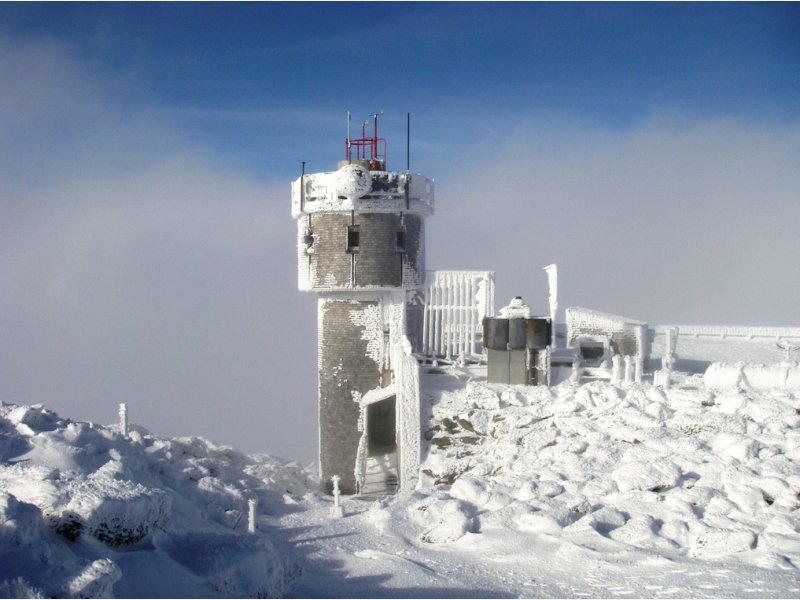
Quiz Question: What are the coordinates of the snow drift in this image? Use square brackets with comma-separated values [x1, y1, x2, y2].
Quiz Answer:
[0, 402, 307, 598]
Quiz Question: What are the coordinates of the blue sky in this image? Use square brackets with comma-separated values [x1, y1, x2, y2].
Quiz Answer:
[2, 3, 799, 461]
[4, 3, 798, 176]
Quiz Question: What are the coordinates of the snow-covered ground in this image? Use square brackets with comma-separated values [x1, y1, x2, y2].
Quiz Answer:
[0, 405, 308, 598]
[2, 335, 799, 598]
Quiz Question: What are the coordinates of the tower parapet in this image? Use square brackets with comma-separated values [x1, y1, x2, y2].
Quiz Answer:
[292, 144, 434, 293]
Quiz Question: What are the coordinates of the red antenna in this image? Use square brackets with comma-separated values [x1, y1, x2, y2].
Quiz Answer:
[344, 111, 387, 170]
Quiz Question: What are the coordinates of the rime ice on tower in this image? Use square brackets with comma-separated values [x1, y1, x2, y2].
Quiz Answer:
[291, 115, 433, 495]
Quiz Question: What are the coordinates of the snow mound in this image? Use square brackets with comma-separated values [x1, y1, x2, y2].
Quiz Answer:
[0, 401, 311, 597]
[398, 374, 800, 576]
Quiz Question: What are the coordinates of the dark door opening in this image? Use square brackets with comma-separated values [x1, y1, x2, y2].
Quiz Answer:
[367, 396, 396, 455]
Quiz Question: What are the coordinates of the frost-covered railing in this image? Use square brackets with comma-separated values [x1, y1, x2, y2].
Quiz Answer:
[421, 271, 495, 358]
[655, 325, 800, 342]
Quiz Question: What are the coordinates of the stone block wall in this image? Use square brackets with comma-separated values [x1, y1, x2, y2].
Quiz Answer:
[317, 297, 384, 494]
[298, 213, 424, 291]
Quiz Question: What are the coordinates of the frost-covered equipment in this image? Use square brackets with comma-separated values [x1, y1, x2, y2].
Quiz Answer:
[484, 297, 551, 385]
[292, 114, 434, 496]
[565, 307, 651, 380]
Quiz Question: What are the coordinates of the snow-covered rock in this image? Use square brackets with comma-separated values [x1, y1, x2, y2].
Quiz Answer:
[0, 401, 309, 597]
[399, 369, 800, 578]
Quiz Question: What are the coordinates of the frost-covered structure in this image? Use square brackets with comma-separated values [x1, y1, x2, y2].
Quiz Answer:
[292, 116, 433, 496]
[484, 297, 552, 385]
[416, 270, 495, 359]
[565, 306, 650, 371]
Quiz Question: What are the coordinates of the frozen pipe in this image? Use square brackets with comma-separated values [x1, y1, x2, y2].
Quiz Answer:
[118, 403, 128, 437]
[705, 362, 800, 391]
[635, 358, 643, 384]
[247, 498, 257, 534]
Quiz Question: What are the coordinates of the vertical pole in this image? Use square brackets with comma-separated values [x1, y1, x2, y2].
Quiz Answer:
[247, 498, 257, 534]
[422, 284, 430, 355]
[347, 111, 351, 162]
[118, 403, 128, 437]
[406, 112, 411, 171]
[373, 113, 378, 163]
[300, 161, 306, 213]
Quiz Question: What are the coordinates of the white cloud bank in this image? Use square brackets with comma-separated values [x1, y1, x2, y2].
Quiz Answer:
[1, 34, 318, 460]
[432, 115, 800, 326]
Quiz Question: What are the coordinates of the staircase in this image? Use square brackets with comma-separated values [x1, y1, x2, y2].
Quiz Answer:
[359, 452, 398, 498]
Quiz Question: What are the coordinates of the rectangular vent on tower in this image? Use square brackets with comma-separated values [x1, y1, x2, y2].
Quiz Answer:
[346, 225, 360, 253]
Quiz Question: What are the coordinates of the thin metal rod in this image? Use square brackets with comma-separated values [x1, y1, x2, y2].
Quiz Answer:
[406, 112, 410, 171]
[300, 161, 306, 212]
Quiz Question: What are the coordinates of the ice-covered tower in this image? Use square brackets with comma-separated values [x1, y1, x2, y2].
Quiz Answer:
[291, 115, 434, 495]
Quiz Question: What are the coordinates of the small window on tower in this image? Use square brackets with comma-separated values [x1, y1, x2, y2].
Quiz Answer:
[346, 225, 360, 253]
[395, 231, 406, 253]
[303, 229, 314, 254]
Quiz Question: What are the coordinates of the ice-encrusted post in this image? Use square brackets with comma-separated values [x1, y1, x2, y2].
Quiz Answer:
[544, 264, 558, 348]
[330, 475, 344, 518]
[247, 498, 257, 534]
[118, 403, 128, 437]
[659, 355, 673, 389]
[624, 355, 634, 385]
[611, 354, 622, 386]
[570, 361, 581, 384]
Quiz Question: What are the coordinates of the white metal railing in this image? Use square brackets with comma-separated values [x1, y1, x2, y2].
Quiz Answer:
[654, 325, 800, 342]
[421, 270, 495, 358]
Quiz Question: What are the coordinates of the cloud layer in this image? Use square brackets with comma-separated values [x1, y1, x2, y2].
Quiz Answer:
[1, 34, 318, 460]
[432, 116, 800, 326]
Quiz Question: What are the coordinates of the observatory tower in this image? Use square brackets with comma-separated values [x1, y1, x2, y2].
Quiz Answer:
[291, 114, 434, 495]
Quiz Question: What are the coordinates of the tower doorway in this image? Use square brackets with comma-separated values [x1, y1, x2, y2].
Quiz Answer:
[367, 396, 396, 454]
[361, 395, 399, 496]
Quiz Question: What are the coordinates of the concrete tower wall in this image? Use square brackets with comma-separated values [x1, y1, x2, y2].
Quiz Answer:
[298, 213, 424, 291]
[317, 297, 383, 494]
